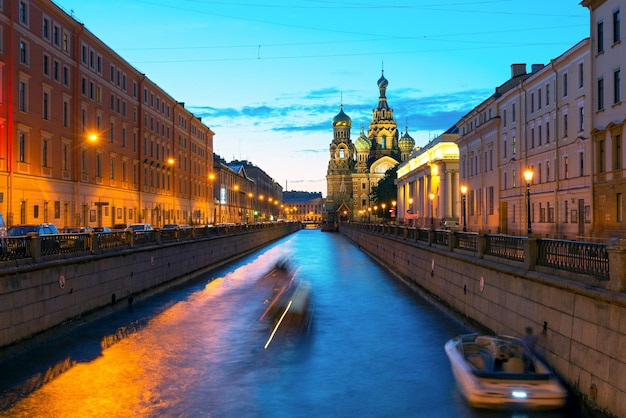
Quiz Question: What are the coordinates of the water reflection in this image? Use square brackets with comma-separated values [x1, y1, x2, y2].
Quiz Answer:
[0, 230, 585, 417]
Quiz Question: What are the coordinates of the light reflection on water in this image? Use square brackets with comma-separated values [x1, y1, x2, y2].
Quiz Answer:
[0, 231, 584, 418]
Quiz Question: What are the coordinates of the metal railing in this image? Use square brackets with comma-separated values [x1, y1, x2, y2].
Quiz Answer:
[343, 222, 613, 285]
[537, 239, 609, 279]
[0, 222, 297, 265]
[486, 235, 525, 261]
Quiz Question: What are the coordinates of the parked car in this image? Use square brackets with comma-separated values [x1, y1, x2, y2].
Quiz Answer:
[60, 227, 93, 233]
[128, 223, 154, 243]
[7, 223, 61, 254]
[93, 227, 112, 232]
[162, 223, 190, 230]
[113, 223, 131, 231]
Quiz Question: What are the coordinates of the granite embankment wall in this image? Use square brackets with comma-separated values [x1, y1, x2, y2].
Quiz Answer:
[0, 223, 299, 353]
[341, 225, 625, 418]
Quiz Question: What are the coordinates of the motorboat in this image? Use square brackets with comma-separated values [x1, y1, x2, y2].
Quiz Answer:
[257, 260, 313, 348]
[444, 333, 567, 410]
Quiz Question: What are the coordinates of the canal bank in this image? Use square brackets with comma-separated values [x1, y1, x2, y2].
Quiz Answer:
[0, 223, 300, 355]
[340, 224, 625, 418]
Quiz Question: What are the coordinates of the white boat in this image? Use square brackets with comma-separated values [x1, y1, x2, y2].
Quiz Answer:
[444, 333, 567, 410]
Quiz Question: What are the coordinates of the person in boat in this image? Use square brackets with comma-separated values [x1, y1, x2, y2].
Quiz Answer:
[522, 326, 538, 352]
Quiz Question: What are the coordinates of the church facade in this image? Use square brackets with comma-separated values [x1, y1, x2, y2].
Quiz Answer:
[325, 72, 415, 224]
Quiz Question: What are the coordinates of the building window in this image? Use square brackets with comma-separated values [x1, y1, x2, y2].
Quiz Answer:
[19, 133, 26, 162]
[531, 128, 535, 148]
[531, 93, 535, 112]
[512, 136, 517, 154]
[579, 63, 584, 88]
[63, 99, 69, 127]
[43, 92, 49, 120]
[564, 156, 569, 179]
[42, 138, 49, 167]
[62, 143, 69, 171]
[19, 41, 28, 64]
[563, 73, 568, 97]
[615, 134, 622, 170]
[19, 1, 28, 25]
[614, 9, 621, 44]
[563, 114, 568, 137]
[598, 20, 604, 53]
[598, 77, 605, 110]
[599, 140, 605, 173]
[618, 193, 623, 222]
[503, 109, 507, 127]
[512, 103, 516, 121]
[19, 81, 27, 112]
[580, 151, 585, 176]
[546, 122, 550, 144]
[43, 54, 49, 76]
[614, 68, 621, 104]
[110, 157, 115, 180]
[96, 152, 102, 178]
[546, 83, 550, 105]
[579, 107, 584, 132]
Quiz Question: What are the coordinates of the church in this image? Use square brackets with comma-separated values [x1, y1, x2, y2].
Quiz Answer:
[324, 71, 415, 225]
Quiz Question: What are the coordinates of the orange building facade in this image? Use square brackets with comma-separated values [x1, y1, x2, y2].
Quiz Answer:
[0, 1, 214, 229]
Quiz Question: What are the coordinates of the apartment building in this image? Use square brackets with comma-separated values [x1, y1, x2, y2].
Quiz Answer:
[0, 0, 214, 228]
[456, 39, 592, 239]
[582, 0, 625, 240]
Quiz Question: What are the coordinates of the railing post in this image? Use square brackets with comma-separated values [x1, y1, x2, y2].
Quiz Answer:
[27, 232, 41, 263]
[524, 237, 538, 271]
[88, 230, 100, 254]
[428, 229, 435, 246]
[448, 231, 456, 252]
[125, 229, 135, 248]
[606, 245, 626, 292]
[477, 233, 487, 259]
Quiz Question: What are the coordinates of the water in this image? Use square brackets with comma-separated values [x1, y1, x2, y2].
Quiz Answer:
[0, 230, 585, 417]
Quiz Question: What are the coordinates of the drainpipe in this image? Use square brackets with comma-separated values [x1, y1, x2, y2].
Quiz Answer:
[551, 59, 561, 237]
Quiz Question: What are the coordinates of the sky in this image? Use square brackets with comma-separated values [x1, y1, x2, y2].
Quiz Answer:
[54, 0, 590, 195]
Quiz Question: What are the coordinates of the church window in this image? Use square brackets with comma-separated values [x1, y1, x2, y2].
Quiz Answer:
[339, 148, 345, 159]
[382, 135, 387, 149]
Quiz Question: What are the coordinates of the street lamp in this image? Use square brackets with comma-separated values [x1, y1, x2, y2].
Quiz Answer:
[524, 169, 534, 235]
[168, 157, 175, 223]
[460, 185, 468, 232]
[381, 203, 386, 223]
[408, 197, 413, 227]
[429, 192, 435, 228]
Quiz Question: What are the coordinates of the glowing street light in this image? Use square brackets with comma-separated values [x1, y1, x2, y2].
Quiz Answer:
[460, 185, 468, 232]
[524, 169, 534, 235]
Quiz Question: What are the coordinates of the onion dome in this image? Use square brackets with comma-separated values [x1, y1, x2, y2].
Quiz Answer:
[399, 127, 415, 151]
[377, 70, 388, 90]
[332, 104, 352, 127]
[355, 126, 371, 151]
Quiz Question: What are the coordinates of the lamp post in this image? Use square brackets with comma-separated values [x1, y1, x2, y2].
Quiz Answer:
[429, 192, 435, 228]
[381, 203, 386, 223]
[460, 185, 468, 232]
[524, 169, 534, 235]
[168, 157, 176, 223]
[391, 200, 396, 223]
[408, 197, 413, 227]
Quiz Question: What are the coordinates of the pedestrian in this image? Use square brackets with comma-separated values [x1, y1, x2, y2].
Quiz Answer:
[522, 326, 538, 352]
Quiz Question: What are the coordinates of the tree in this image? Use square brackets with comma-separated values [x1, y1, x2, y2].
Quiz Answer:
[370, 166, 398, 220]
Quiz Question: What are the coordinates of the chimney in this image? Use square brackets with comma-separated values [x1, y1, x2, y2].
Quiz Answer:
[511, 64, 527, 78]
[531, 63, 545, 73]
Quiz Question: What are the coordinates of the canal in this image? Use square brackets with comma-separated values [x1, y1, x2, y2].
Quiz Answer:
[0, 229, 586, 417]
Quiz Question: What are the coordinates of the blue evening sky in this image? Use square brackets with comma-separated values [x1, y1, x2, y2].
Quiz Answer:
[54, 0, 589, 194]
